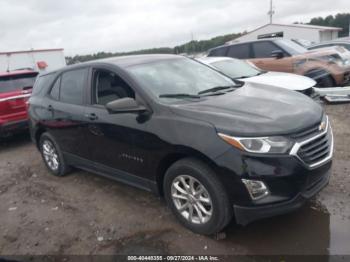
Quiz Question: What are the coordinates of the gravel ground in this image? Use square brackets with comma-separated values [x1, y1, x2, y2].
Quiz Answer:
[0, 103, 349, 258]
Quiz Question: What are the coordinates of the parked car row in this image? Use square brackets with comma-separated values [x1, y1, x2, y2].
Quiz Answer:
[27, 54, 333, 235]
[3, 37, 349, 139]
[1, 35, 341, 235]
[207, 38, 350, 87]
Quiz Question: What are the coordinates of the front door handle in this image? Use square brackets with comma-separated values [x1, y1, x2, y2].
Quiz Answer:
[47, 105, 54, 112]
[85, 113, 98, 121]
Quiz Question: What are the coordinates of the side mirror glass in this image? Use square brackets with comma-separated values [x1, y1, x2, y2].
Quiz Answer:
[106, 98, 147, 114]
[271, 50, 284, 59]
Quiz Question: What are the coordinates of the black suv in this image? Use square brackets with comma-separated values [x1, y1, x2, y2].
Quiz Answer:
[29, 55, 333, 235]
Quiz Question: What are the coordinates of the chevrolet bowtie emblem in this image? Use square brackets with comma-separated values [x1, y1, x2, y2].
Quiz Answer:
[319, 121, 326, 131]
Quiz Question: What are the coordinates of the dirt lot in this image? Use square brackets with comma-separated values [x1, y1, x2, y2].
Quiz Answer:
[0, 103, 349, 258]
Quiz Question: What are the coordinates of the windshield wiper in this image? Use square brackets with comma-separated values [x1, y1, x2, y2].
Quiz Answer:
[256, 71, 267, 76]
[159, 93, 201, 99]
[198, 85, 236, 95]
[237, 71, 267, 79]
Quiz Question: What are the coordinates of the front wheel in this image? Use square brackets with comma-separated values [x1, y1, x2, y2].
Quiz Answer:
[163, 158, 232, 235]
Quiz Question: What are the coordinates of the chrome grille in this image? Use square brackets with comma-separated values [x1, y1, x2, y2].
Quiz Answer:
[297, 130, 331, 165]
[290, 116, 333, 169]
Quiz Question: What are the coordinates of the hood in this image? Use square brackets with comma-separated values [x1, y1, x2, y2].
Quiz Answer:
[241, 71, 316, 91]
[169, 83, 323, 137]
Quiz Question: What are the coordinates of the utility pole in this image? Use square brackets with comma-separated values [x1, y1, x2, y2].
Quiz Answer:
[267, 0, 275, 24]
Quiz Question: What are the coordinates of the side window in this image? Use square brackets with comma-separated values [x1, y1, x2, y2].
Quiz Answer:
[252, 41, 281, 58]
[209, 46, 228, 57]
[49, 77, 60, 100]
[92, 69, 135, 106]
[227, 44, 251, 59]
[60, 68, 88, 105]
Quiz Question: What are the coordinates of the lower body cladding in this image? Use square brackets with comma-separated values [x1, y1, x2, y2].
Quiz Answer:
[214, 149, 332, 226]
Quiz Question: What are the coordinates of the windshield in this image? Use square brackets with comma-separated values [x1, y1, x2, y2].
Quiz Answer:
[210, 59, 262, 79]
[127, 58, 235, 99]
[0, 73, 38, 93]
[276, 39, 308, 55]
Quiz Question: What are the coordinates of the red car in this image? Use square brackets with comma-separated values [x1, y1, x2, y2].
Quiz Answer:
[0, 70, 38, 137]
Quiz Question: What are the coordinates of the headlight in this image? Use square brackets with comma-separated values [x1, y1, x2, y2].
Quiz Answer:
[218, 133, 293, 154]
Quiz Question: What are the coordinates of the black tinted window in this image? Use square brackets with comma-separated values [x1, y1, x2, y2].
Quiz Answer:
[93, 69, 135, 105]
[0, 73, 38, 94]
[209, 46, 228, 56]
[252, 41, 280, 58]
[60, 68, 88, 105]
[227, 44, 251, 59]
[50, 77, 60, 100]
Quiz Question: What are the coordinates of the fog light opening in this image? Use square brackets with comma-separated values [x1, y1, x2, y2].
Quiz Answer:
[242, 179, 269, 200]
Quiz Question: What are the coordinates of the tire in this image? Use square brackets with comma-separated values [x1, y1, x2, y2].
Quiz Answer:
[39, 132, 71, 176]
[163, 158, 233, 235]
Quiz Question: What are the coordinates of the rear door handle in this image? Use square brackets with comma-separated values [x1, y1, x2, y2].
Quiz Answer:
[85, 113, 98, 121]
[47, 105, 54, 112]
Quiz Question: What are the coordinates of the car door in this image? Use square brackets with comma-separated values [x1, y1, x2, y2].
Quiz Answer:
[83, 66, 151, 180]
[45, 67, 90, 159]
[249, 41, 294, 72]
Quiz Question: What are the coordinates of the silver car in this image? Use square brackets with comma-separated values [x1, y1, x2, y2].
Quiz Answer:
[197, 57, 316, 95]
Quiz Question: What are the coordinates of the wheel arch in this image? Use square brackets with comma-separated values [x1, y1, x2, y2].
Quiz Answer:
[34, 125, 47, 149]
[155, 146, 219, 196]
[304, 68, 336, 86]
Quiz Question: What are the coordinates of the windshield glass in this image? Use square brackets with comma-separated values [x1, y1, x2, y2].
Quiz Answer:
[0, 73, 38, 93]
[127, 58, 235, 99]
[210, 59, 261, 79]
[276, 39, 308, 55]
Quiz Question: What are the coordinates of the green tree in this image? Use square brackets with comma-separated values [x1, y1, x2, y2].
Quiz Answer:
[309, 13, 350, 37]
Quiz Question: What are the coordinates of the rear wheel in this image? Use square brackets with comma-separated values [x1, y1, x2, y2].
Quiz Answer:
[39, 133, 71, 176]
[163, 158, 232, 235]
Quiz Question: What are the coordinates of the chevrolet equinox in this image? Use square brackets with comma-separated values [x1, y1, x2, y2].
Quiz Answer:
[28, 55, 333, 235]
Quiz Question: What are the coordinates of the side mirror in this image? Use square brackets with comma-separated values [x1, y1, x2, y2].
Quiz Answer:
[106, 98, 147, 114]
[271, 50, 284, 59]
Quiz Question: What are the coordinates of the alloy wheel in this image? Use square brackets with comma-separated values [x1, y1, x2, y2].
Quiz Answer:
[42, 140, 60, 171]
[171, 175, 213, 224]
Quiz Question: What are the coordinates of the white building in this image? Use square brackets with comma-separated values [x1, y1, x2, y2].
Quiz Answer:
[230, 23, 342, 44]
[0, 48, 66, 73]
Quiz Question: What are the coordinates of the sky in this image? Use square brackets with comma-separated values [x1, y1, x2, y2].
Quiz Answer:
[0, 0, 349, 56]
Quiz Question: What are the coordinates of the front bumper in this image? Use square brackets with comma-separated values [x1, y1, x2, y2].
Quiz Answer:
[233, 164, 331, 225]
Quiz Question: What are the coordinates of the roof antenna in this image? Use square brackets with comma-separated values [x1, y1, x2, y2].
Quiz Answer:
[267, 0, 275, 24]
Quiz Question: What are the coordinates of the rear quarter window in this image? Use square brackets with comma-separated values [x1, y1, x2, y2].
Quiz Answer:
[0, 73, 38, 94]
[32, 73, 55, 96]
